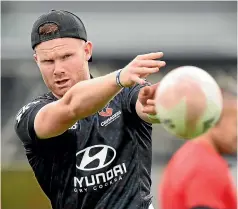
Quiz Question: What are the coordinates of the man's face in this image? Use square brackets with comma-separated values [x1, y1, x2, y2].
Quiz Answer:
[213, 100, 237, 154]
[34, 38, 92, 98]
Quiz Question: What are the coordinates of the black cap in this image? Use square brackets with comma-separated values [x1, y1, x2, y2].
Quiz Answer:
[31, 10, 92, 62]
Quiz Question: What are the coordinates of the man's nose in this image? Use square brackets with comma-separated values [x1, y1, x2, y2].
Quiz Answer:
[53, 61, 65, 75]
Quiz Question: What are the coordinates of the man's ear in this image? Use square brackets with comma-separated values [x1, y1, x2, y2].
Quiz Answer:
[85, 41, 93, 62]
[33, 53, 40, 67]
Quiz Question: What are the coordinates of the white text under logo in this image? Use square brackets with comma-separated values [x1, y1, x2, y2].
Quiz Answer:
[74, 145, 127, 193]
[101, 110, 121, 127]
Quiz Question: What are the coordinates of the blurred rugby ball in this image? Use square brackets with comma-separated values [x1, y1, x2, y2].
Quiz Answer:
[155, 66, 223, 139]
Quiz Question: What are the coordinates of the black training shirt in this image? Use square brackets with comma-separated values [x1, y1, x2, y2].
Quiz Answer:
[15, 84, 153, 209]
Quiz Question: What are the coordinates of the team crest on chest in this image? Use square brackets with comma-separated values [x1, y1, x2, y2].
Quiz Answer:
[98, 103, 122, 127]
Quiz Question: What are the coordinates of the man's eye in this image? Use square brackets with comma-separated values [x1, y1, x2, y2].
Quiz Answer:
[42, 60, 54, 64]
[62, 54, 71, 59]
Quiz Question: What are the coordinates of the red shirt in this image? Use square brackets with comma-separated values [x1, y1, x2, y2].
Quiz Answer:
[159, 140, 237, 209]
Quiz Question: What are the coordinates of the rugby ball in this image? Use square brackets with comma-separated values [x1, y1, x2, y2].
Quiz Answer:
[154, 66, 223, 139]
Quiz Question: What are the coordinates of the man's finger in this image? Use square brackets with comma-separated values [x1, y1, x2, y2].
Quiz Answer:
[132, 66, 160, 74]
[150, 82, 160, 91]
[136, 52, 164, 60]
[142, 82, 160, 99]
[131, 75, 146, 85]
[141, 86, 151, 97]
[142, 106, 156, 114]
[135, 60, 166, 68]
[146, 99, 156, 105]
[138, 87, 151, 106]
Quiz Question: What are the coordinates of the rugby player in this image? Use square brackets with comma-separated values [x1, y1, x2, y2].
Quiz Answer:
[15, 10, 165, 209]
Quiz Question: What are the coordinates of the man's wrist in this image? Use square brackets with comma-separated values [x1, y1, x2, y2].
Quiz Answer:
[116, 69, 125, 88]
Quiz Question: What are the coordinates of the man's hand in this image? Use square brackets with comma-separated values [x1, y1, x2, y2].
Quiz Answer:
[119, 52, 166, 87]
[136, 83, 161, 123]
[139, 83, 159, 114]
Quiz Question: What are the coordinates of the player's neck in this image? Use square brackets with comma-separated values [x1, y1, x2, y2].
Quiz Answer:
[194, 135, 220, 154]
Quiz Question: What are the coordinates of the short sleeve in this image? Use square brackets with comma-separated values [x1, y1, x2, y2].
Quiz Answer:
[185, 166, 226, 209]
[14, 100, 47, 145]
[122, 82, 151, 115]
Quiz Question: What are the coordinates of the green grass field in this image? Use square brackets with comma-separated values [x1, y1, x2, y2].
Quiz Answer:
[1, 169, 51, 209]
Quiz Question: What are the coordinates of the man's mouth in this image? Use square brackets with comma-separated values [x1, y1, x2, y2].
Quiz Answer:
[55, 79, 69, 85]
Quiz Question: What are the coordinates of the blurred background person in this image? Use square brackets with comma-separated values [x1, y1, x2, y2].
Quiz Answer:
[1, 1, 237, 209]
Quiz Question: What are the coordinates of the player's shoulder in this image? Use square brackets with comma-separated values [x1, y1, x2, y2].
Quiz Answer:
[169, 142, 205, 171]
[17, 92, 55, 111]
[172, 141, 225, 173]
[15, 92, 55, 124]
